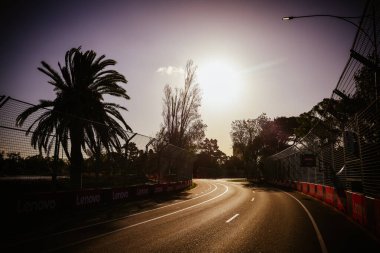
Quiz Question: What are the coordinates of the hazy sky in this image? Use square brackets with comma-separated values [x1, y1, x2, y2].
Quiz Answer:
[0, 0, 365, 155]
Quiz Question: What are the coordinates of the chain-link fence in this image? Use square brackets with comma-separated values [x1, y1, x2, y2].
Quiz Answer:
[0, 96, 193, 192]
[265, 1, 380, 198]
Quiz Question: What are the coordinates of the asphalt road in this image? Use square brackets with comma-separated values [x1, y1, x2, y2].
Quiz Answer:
[3, 179, 380, 252]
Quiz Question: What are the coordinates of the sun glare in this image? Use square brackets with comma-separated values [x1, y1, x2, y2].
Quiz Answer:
[198, 60, 242, 109]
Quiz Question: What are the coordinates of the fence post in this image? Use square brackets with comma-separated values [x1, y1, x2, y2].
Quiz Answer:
[355, 114, 365, 192]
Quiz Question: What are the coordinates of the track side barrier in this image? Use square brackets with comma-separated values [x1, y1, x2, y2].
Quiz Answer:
[316, 185, 324, 200]
[74, 189, 103, 208]
[324, 186, 334, 206]
[271, 179, 380, 240]
[302, 182, 309, 194]
[309, 184, 316, 197]
[349, 192, 367, 226]
[335, 190, 346, 212]
[3, 179, 193, 217]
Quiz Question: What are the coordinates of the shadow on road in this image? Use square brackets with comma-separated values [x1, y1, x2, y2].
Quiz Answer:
[240, 181, 295, 193]
[1, 189, 194, 244]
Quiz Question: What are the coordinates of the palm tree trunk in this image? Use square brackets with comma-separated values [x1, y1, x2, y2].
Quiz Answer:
[70, 126, 83, 189]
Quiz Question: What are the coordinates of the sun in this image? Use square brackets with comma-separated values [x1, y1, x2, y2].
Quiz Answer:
[198, 60, 242, 109]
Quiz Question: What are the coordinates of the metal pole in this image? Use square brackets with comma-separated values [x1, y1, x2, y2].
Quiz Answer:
[373, 5, 379, 104]
[356, 115, 365, 192]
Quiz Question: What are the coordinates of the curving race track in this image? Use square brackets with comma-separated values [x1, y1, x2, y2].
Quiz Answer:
[3, 179, 380, 252]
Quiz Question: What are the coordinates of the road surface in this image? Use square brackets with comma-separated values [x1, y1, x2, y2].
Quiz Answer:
[2, 179, 380, 252]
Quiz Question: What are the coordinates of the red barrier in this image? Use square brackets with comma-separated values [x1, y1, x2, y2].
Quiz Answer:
[335, 191, 346, 212]
[309, 184, 316, 197]
[302, 182, 309, 194]
[316, 185, 324, 200]
[297, 182, 302, 191]
[289, 181, 380, 239]
[351, 192, 367, 226]
[324, 186, 334, 206]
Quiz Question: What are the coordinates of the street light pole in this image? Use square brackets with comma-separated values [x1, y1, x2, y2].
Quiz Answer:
[282, 14, 374, 46]
[283, 13, 378, 101]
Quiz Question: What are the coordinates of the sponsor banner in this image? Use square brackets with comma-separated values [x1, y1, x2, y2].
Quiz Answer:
[135, 187, 149, 197]
[111, 188, 129, 201]
[324, 186, 334, 206]
[74, 190, 102, 208]
[6, 180, 193, 215]
[16, 192, 62, 214]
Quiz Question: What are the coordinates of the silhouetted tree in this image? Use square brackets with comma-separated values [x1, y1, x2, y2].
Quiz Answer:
[194, 138, 226, 178]
[222, 156, 245, 178]
[259, 116, 299, 155]
[198, 138, 226, 165]
[158, 60, 206, 151]
[16, 47, 131, 188]
[124, 142, 140, 162]
[230, 113, 269, 162]
[294, 98, 355, 145]
[231, 114, 299, 178]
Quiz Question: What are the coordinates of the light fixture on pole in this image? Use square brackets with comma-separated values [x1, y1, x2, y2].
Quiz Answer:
[282, 14, 372, 44]
[282, 13, 379, 100]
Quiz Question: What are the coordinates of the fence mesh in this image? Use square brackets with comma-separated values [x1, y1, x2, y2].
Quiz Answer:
[0, 96, 193, 191]
[265, 0, 380, 198]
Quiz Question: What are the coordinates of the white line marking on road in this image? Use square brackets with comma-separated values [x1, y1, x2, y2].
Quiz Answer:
[282, 191, 328, 253]
[252, 190, 255, 193]
[12, 181, 217, 248]
[47, 183, 230, 252]
[226, 213, 239, 223]
[251, 197, 255, 202]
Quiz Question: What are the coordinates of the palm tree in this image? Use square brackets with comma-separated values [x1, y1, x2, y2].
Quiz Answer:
[16, 47, 131, 188]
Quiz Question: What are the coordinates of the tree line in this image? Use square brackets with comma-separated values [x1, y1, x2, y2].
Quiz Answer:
[5, 46, 377, 188]
[229, 55, 378, 180]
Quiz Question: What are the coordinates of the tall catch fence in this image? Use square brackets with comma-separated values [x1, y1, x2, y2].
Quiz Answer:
[265, 1, 380, 198]
[0, 96, 193, 191]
